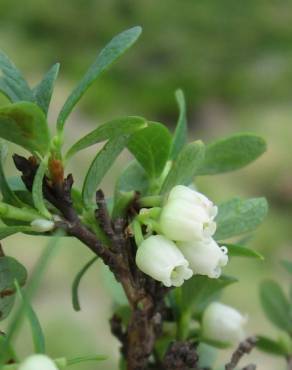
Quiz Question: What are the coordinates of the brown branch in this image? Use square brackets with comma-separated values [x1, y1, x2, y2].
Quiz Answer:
[241, 365, 256, 370]
[287, 355, 292, 370]
[162, 341, 199, 370]
[225, 337, 257, 370]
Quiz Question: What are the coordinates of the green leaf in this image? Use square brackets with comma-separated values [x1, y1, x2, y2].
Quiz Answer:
[0, 226, 33, 240]
[114, 160, 149, 196]
[32, 159, 51, 219]
[0, 256, 27, 321]
[0, 232, 63, 362]
[66, 354, 107, 365]
[66, 116, 147, 159]
[0, 336, 16, 364]
[180, 275, 237, 316]
[0, 141, 23, 206]
[57, 26, 142, 130]
[170, 89, 187, 160]
[224, 243, 264, 260]
[281, 260, 292, 275]
[82, 136, 129, 207]
[33, 63, 60, 115]
[14, 280, 45, 354]
[197, 133, 267, 175]
[0, 102, 50, 155]
[160, 140, 205, 194]
[256, 335, 288, 356]
[0, 50, 34, 102]
[260, 280, 292, 332]
[72, 256, 98, 311]
[215, 197, 268, 241]
[127, 123, 171, 178]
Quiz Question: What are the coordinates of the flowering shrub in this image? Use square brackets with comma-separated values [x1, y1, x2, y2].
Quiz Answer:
[0, 26, 287, 370]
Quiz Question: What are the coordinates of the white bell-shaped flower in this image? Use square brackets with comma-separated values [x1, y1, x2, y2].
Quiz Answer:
[136, 235, 193, 287]
[18, 354, 58, 370]
[178, 238, 228, 278]
[202, 302, 247, 345]
[30, 219, 55, 232]
[160, 185, 217, 242]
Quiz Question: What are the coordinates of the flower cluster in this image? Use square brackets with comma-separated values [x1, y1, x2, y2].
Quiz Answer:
[136, 185, 228, 287]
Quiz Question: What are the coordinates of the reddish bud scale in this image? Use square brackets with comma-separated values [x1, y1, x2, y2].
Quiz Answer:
[48, 157, 64, 185]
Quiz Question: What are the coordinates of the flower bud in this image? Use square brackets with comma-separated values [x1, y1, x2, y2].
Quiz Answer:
[178, 238, 228, 278]
[202, 302, 247, 345]
[19, 354, 58, 370]
[136, 235, 193, 287]
[30, 219, 55, 232]
[160, 185, 217, 242]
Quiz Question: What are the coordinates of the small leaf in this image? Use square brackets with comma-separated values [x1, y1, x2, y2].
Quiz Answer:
[180, 275, 237, 316]
[256, 335, 288, 356]
[197, 133, 267, 175]
[215, 197, 268, 241]
[15, 280, 45, 354]
[0, 141, 23, 206]
[160, 141, 205, 194]
[224, 243, 264, 260]
[33, 63, 60, 115]
[82, 136, 129, 207]
[32, 159, 51, 219]
[170, 89, 187, 160]
[127, 123, 171, 178]
[0, 50, 34, 102]
[72, 256, 98, 311]
[260, 280, 292, 332]
[0, 102, 50, 155]
[0, 232, 63, 363]
[114, 160, 149, 196]
[0, 256, 27, 321]
[66, 116, 147, 159]
[66, 354, 107, 365]
[0, 226, 33, 240]
[57, 26, 142, 130]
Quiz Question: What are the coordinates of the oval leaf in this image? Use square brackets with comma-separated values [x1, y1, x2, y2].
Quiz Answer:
[33, 63, 60, 115]
[260, 280, 292, 333]
[127, 123, 171, 178]
[181, 274, 237, 315]
[66, 116, 146, 159]
[0, 102, 50, 155]
[161, 140, 205, 194]
[224, 243, 264, 260]
[15, 280, 45, 354]
[170, 89, 188, 160]
[82, 136, 129, 207]
[57, 26, 142, 129]
[256, 335, 288, 356]
[215, 197, 268, 241]
[197, 133, 266, 175]
[0, 226, 33, 240]
[0, 50, 34, 102]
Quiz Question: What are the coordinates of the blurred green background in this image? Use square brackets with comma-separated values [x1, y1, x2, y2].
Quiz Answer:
[1, 1, 292, 369]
